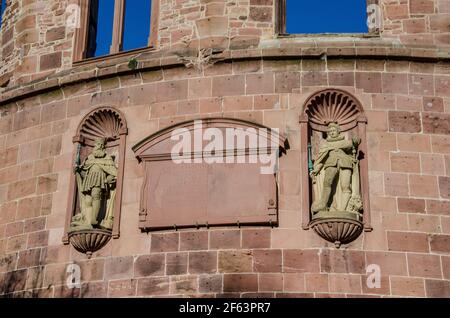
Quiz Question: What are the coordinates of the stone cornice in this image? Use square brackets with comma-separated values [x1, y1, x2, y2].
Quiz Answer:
[1, 38, 449, 106]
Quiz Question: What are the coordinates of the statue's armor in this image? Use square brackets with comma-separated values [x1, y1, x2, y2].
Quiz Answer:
[319, 139, 354, 170]
[81, 155, 116, 192]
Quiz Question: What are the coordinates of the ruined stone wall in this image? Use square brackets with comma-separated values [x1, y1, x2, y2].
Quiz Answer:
[0, 0, 449, 298]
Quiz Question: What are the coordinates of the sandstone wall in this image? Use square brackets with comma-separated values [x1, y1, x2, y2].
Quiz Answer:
[0, 0, 449, 298]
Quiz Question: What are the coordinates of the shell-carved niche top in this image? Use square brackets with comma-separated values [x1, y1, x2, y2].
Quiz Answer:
[304, 89, 365, 132]
[76, 107, 128, 146]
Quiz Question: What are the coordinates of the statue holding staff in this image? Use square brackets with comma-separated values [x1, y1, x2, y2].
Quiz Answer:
[70, 138, 117, 231]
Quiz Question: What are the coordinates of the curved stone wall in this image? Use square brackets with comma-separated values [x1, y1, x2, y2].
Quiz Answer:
[0, 0, 449, 298]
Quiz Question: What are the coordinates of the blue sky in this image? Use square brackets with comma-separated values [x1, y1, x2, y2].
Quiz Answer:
[92, 0, 368, 57]
[286, 0, 368, 34]
[92, 0, 151, 57]
[0, 0, 7, 26]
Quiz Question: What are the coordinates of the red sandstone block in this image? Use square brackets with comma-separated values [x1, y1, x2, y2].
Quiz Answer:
[328, 72, 355, 87]
[403, 19, 427, 34]
[410, 0, 435, 13]
[397, 198, 426, 213]
[275, 72, 300, 93]
[426, 200, 450, 216]
[249, 6, 272, 22]
[134, 254, 165, 277]
[429, 234, 450, 253]
[0, 269, 27, 294]
[233, 60, 262, 74]
[259, 273, 283, 292]
[442, 256, 450, 279]
[409, 74, 434, 95]
[27, 230, 48, 248]
[13, 108, 41, 131]
[43, 263, 69, 287]
[210, 230, 240, 249]
[396, 95, 422, 111]
[388, 111, 421, 133]
[224, 274, 258, 292]
[241, 229, 271, 248]
[425, 279, 450, 298]
[199, 274, 223, 293]
[17, 248, 41, 269]
[108, 279, 137, 297]
[421, 154, 445, 176]
[328, 274, 362, 294]
[305, 273, 329, 293]
[40, 246, 70, 265]
[439, 176, 450, 198]
[77, 259, 105, 282]
[423, 113, 450, 135]
[253, 249, 282, 273]
[407, 253, 442, 279]
[104, 256, 133, 280]
[384, 173, 409, 197]
[320, 250, 366, 274]
[151, 232, 179, 252]
[390, 153, 420, 173]
[391, 276, 425, 297]
[382, 74, 408, 94]
[212, 75, 245, 97]
[276, 292, 314, 298]
[423, 97, 444, 112]
[435, 76, 450, 97]
[199, 98, 222, 113]
[188, 78, 212, 99]
[179, 231, 208, 251]
[365, 251, 408, 276]
[40, 52, 62, 71]
[169, 275, 198, 295]
[397, 134, 430, 153]
[409, 175, 439, 198]
[218, 250, 253, 273]
[431, 135, 450, 154]
[166, 252, 188, 275]
[37, 174, 58, 195]
[0, 254, 17, 272]
[387, 231, 429, 253]
[302, 72, 327, 87]
[283, 250, 320, 273]
[355, 72, 382, 93]
[39, 135, 62, 159]
[0, 201, 17, 225]
[81, 282, 108, 298]
[283, 273, 305, 292]
[223, 95, 253, 111]
[156, 80, 188, 102]
[246, 73, 274, 95]
[362, 275, 390, 296]
[5, 221, 24, 237]
[188, 251, 217, 274]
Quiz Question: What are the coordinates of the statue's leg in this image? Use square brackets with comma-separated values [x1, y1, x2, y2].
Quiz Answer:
[338, 169, 352, 211]
[83, 195, 93, 227]
[312, 167, 337, 212]
[91, 187, 102, 226]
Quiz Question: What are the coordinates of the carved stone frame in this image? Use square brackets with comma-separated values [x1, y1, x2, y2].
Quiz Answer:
[299, 89, 372, 232]
[275, 0, 381, 36]
[63, 107, 128, 244]
[72, 0, 160, 62]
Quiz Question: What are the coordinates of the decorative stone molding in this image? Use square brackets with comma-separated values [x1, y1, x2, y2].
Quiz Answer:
[132, 118, 288, 232]
[63, 107, 127, 256]
[300, 89, 372, 247]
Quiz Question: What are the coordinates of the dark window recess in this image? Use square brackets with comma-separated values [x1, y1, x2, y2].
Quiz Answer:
[0, 0, 7, 27]
[86, 0, 115, 58]
[122, 0, 152, 51]
[133, 119, 289, 231]
[285, 0, 369, 34]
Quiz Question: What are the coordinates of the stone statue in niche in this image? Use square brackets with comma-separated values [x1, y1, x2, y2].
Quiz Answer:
[70, 138, 117, 231]
[309, 123, 363, 219]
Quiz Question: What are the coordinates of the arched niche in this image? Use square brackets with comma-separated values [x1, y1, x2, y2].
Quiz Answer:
[63, 107, 128, 246]
[300, 89, 372, 235]
[133, 118, 289, 231]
